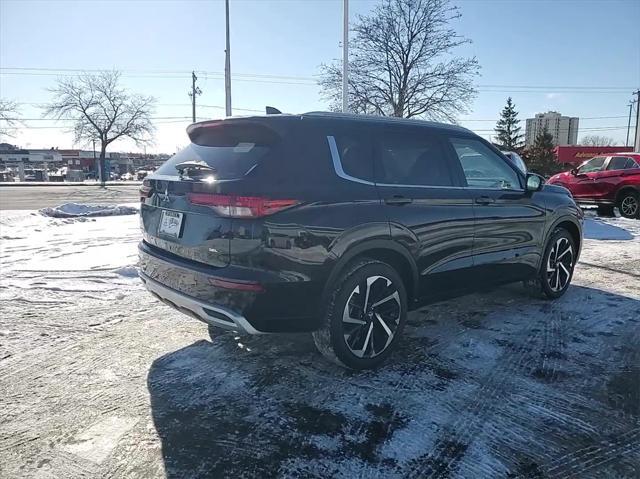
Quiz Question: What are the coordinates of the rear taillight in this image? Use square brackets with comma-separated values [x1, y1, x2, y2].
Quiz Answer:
[140, 180, 153, 201]
[187, 193, 299, 218]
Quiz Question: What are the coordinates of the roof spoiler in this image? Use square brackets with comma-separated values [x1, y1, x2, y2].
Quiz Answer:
[265, 106, 282, 115]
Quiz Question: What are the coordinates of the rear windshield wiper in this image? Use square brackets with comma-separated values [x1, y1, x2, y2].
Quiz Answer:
[175, 161, 216, 178]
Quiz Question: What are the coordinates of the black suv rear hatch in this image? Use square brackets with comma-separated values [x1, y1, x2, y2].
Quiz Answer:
[140, 120, 282, 268]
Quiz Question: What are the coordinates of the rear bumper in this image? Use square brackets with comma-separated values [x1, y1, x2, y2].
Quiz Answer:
[140, 272, 261, 334]
[138, 241, 324, 333]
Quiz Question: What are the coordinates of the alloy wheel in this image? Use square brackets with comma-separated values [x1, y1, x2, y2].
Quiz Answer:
[342, 275, 401, 358]
[620, 195, 639, 218]
[546, 237, 574, 292]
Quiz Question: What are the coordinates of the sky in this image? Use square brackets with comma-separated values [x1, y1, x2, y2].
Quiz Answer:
[1, 0, 639, 153]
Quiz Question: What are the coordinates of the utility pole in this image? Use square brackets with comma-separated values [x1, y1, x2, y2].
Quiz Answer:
[627, 101, 634, 147]
[634, 90, 640, 151]
[224, 0, 232, 117]
[188, 71, 202, 123]
[342, 0, 349, 113]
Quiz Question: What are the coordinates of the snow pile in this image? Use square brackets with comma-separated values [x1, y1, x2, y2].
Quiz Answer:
[40, 203, 138, 218]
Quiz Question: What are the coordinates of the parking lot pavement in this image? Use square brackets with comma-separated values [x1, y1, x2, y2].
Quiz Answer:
[0, 211, 638, 478]
[0, 184, 140, 209]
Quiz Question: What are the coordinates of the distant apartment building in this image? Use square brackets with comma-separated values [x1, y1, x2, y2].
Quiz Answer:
[525, 111, 579, 147]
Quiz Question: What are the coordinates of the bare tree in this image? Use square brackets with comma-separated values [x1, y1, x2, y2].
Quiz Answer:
[44, 71, 155, 185]
[580, 135, 615, 147]
[0, 99, 21, 139]
[319, 0, 479, 121]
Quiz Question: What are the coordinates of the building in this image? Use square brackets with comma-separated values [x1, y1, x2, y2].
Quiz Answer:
[0, 143, 63, 165]
[0, 144, 64, 180]
[0, 143, 171, 181]
[525, 111, 579, 147]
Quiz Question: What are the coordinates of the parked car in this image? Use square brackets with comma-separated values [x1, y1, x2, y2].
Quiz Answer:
[501, 150, 527, 173]
[547, 153, 640, 218]
[0, 170, 15, 182]
[138, 112, 583, 369]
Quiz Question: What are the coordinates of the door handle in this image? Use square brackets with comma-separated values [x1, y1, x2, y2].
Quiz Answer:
[384, 195, 413, 205]
[475, 196, 495, 205]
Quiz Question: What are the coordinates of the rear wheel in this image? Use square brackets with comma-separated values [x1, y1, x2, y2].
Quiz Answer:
[618, 191, 640, 219]
[313, 259, 407, 369]
[539, 228, 576, 299]
[596, 205, 615, 217]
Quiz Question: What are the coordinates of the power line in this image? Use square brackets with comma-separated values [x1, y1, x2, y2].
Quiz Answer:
[1, 67, 637, 92]
[2, 116, 192, 121]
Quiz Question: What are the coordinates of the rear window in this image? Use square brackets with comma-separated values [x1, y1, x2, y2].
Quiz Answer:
[607, 156, 638, 170]
[155, 123, 279, 180]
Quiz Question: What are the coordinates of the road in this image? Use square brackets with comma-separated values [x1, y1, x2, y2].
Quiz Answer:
[0, 210, 638, 478]
[0, 184, 140, 209]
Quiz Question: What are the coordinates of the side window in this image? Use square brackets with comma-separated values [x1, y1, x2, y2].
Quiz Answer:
[607, 156, 636, 171]
[577, 157, 606, 173]
[332, 131, 373, 182]
[449, 137, 521, 190]
[376, 130, 455, 186]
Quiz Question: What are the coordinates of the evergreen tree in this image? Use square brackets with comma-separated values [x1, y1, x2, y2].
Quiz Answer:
[526, 128, 558, 176]
[494, 97, 524, 151]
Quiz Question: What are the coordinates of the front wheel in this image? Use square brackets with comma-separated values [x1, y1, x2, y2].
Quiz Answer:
[313, 259, 407, 369]
[539, 228, 576, 299]
[618, 191, 640, 219]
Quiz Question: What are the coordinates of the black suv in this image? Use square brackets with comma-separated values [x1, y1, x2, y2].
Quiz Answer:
[139, 112, 583, 369]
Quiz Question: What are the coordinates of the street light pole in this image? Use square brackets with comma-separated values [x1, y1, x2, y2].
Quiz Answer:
[342, 0, 349, 113]
[92, 139, 100, 185]
[634, 90, 640, 151]
[627, 101, 634, 147]
[224, 0, 232, 117]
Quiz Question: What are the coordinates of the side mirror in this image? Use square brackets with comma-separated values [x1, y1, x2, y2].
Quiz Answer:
[570, 168, 578, 176]
[526, 173, 543, 192]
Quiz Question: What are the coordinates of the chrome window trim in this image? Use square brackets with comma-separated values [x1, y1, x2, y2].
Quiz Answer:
[327, 135, 376, 186]
[326, 135, 525, 192]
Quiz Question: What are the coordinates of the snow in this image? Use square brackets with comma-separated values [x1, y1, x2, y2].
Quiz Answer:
[0, 205, 638, 478]
[0, 208, 142, 303]
[39, 202, 138, 218]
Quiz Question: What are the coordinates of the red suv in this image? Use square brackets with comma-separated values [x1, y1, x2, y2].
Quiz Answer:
[547, 153, 640, 218]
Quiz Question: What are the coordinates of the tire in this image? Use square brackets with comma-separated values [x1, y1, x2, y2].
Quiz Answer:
[618, 190, 640, 219]
[539, 228, 576, 299]
[312, 259, 407, 370]
[596, 205, 615, 217]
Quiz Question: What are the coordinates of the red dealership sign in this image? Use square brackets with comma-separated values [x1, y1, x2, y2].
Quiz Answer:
[554, 146, 634, 165]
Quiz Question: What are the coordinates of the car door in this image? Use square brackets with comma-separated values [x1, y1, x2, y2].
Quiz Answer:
[444, 135, 547, 283]
[570, 156, 607, 200]
[372, 125, 476, 301]
[598, 156, 640, 199]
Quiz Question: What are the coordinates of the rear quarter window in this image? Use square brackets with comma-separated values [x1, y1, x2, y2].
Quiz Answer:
[331, 129, 374, 182]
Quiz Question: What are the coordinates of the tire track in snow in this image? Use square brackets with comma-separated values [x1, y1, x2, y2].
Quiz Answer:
[406, 313, 546, 478]
[545, 428, 640, 478]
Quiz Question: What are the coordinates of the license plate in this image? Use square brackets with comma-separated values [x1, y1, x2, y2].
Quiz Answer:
[158, 210, 184, 238]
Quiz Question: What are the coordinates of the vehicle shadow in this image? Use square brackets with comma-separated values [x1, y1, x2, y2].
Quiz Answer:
[583, 217, 634, 240]
[147, 284, 640, 478]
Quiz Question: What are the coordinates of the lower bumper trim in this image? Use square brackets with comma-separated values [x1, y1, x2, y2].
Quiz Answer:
[139, 272, 263, 335]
